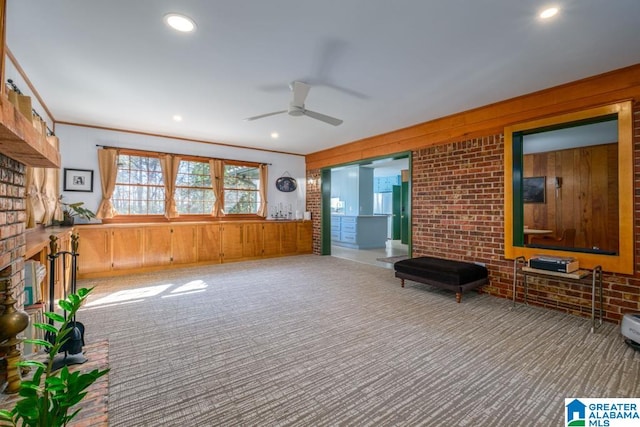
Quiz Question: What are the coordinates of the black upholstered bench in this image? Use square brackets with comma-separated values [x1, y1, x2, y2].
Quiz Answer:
[394, 256, 489, 303]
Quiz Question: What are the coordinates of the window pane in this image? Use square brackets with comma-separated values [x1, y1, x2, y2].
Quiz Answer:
[224, 165, 259, 190]
[175, 160, 215, 214]
[223, 164, 261, 214]
[113, 154, 165, 215]
[224, 190, 258, 214]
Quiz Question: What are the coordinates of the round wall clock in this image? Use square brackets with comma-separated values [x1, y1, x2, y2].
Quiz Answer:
[275, 176, 297, 192]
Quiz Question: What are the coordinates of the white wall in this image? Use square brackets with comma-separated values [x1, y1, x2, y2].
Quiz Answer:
[57, 124, 307, 221]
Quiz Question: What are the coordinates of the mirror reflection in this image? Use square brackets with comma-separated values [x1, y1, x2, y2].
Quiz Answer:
[518, 116, 618, 254]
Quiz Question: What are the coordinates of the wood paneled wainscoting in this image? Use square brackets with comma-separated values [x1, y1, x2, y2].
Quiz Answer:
[74, 220, 313, 278]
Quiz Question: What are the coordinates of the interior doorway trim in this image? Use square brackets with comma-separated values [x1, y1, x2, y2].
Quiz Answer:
[320, 152, 412, 256]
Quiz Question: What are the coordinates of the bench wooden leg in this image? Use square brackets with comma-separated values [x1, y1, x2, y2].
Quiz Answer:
[456, 292, 462, 303]
[401, 278, 405, 288]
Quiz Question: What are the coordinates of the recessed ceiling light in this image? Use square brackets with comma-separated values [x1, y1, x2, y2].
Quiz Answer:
[172, 115, 183, 122]
[539, 7, 559, 19]
[270, 132, 279, 139]
[164, 13, 196, 33]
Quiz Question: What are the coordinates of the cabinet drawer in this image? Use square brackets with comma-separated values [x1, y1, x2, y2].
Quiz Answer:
[331, 231, 341, 241]
[340, 232, 357, 243]
[341, 223, 357, 233]
[341, 216, 356, 224]
[330, 222, 341, 232]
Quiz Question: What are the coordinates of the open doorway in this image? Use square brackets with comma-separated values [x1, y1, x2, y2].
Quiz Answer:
[326, 155, 410, 268]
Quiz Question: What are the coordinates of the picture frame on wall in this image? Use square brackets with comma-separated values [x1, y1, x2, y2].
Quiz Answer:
[63, 168, 94, 192]
[523, 176, 545, 203]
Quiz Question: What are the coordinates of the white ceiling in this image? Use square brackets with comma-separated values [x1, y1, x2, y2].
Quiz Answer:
[6, 1, 640, 156]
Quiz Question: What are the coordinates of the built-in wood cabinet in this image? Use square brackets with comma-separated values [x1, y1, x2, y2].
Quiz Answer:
[172, 225, 198, 265]
[143, 226, 172, 267]
[112, 228, 143, 271]
[196, 224, 221, 262]
[24, 226, 73, 303]
[220, 223, 244, 261]
[242, 223, 263, 258]
[280, 222, 298, 254]
[75, 220, 312, 278]
[297, 222, 312, 251]
[262, 222, 281, 257]
[76, 227, 111, 275]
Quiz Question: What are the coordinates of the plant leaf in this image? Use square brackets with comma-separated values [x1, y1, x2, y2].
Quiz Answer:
[33, 323, 58, 334]
[16, 360, 46, 369]
[58, 299, 73, 312]
[68, 293, 80, 304]
[23, 338, 53, 349]
[77, 287, 92, 298]
[44, 312, 65, 323]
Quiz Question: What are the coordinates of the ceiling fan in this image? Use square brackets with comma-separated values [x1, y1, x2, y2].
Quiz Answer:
[245, 81, 343, 126]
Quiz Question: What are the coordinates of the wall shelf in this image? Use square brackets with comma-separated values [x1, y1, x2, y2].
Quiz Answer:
[0, 94, 60, 168]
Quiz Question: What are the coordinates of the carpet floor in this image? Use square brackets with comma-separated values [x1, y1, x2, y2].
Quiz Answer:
[76, 255, 640, 426]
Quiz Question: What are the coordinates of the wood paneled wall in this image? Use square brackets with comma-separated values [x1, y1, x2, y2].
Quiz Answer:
[306, 64, 640, 170]
[524, 143, 618, 252]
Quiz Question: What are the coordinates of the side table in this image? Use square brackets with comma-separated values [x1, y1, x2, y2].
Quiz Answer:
[512, 256, 603, 333]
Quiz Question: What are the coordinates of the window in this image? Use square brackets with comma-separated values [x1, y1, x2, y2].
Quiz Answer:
[175, 160, 215, 214]
[504, 101, 633, 274]
[109, 151, 264, 218]
[113, 154, 165, 215]
[224, 164, 261, 214]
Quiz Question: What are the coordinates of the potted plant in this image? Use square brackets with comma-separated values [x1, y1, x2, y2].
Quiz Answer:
[0, 288, 108, 427]
[58, 197, 96, 226]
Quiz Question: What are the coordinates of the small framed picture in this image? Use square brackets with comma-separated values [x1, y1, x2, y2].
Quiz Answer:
[63, 168, 94, 192]
[523, 176, 545, 203]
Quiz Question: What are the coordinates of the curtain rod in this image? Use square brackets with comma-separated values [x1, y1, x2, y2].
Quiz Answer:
[95, 144, 272, 166]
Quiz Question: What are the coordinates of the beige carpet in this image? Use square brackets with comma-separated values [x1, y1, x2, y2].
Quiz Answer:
[76, 255, 640, 426]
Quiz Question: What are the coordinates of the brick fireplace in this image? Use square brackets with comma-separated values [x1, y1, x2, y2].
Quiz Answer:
[0, 153, 27, 390]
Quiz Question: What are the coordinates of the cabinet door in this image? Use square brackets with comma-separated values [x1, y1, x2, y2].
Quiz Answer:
[242, 223, 263, 258]
[112, 228, 143, 270]
[143, 226, 172, 267]
[197, 224, 221, 263]
[280, 222, 297, 254]
[76, 228, 111, 275]
[297, 222, 313, 253]
[262, 222, 280, 257]
[172, 225, 197, 265]
[221, 223, 244, 261]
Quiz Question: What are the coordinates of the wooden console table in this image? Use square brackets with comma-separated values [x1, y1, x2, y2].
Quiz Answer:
[512, 256, 603, 333]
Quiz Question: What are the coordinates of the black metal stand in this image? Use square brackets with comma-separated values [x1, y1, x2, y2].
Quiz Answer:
[47, 234, 87, 370]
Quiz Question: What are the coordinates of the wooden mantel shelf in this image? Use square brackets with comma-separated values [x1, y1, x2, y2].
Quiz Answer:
[0, 94, 60, 168]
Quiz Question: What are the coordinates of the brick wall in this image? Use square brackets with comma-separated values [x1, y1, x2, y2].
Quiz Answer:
[410, 104, 640, 323]
[0, 153, 27, 389]
[0, 153, 26, 293]
[306, 169, 322, 255]
[307, 104, 639, 323]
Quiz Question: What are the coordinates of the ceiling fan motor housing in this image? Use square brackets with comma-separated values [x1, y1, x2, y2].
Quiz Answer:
[288, 103, 305, 117]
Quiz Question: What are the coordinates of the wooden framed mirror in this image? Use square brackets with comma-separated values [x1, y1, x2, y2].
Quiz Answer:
[504, 100, 633, 274]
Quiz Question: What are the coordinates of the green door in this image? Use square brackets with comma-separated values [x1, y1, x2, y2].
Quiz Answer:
[400, 181, 409, 244]
[392, 185, 401, 240]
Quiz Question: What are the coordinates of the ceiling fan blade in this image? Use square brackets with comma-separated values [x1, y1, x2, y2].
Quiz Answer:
[303, 109, 343, 126]
[291, 81, 310, 107]
[244, 110, 287, 121]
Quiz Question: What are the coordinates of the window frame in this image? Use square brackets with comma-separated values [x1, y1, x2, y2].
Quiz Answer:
[111, 151, 166, 217]
[174, 157, 215, 215]
[103, 149, 265, 223]
[222, 161, 263, 215]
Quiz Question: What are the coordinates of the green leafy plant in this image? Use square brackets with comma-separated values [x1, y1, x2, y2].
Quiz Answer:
[59, 198, 96, 221]
[0, 288, 108, 427]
